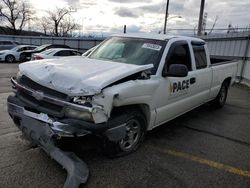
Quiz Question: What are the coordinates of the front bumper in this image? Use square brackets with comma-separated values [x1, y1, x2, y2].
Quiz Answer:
[8, 100, 89, 188]
[7, 94, 128, 186]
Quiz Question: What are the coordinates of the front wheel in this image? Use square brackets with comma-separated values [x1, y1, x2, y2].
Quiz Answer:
[213, 82, 229, 108]
[5, 55, 15, 63]
[102, 110, 146, 158]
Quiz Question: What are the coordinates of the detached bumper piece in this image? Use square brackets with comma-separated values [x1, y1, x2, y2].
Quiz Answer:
[8, 102, 89, 188]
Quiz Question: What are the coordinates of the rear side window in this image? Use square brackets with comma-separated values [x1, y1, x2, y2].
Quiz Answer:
[165, 41, 192, 71]
[192, 45, 207, 69]
[55, 50, 71, 56]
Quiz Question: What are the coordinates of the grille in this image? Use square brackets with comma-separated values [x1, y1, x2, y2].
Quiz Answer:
[19, 75, 68, 100]
[17, 75, 68, 117]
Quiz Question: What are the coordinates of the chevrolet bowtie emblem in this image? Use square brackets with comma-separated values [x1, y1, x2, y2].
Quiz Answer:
[32, 91, 44, 101]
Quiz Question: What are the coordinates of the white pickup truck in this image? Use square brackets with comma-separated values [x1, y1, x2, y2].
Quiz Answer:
[7, 34, 238, 187]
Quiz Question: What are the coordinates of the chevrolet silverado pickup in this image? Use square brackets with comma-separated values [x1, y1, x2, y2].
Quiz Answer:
[7, 34, 238, 188]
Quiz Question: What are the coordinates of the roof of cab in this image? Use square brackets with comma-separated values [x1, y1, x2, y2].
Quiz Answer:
[112, 33, 204, 42]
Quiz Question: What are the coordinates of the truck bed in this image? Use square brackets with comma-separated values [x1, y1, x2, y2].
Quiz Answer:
[210, 56, 234, 66]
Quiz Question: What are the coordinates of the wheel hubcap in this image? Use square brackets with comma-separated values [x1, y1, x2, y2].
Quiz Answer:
[219, 86, 226, 103]
[7, 56, 14, 62]
[119, 119, 141, 152]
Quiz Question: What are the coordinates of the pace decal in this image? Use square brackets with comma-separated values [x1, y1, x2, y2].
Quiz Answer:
[170, 79, 190, 93]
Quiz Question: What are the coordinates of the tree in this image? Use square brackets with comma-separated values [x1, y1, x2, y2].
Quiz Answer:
[0, 0, 31, 35]
[208, 15, 219, 35]
[59, 17, 79, 37]
[40, 17, 53, 36]
[47, 7, 76, 37]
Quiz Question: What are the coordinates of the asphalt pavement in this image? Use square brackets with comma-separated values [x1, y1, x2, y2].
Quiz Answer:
[0, 62, 250, 188]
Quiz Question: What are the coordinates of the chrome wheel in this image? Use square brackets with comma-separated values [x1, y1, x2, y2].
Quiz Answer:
[119, 119, 141, 152]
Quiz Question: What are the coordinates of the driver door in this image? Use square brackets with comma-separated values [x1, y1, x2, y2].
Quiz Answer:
[154, 41, 197, 126]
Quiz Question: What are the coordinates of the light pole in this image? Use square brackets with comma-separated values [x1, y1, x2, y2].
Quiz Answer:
[163, 0, 170, 34]
[161, 16, 182, 34]
[198, 0, 205, 36]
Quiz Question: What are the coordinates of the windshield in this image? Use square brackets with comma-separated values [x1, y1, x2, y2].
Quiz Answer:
[89, 37, 167, 74]
[10, 46, 20, 51]
[34, 44, 49, 51]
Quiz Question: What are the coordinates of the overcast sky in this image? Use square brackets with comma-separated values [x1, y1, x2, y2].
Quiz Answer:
[29, 0, 250, 35]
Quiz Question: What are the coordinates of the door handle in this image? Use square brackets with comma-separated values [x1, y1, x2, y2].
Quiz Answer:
[190, 77, 196, 84]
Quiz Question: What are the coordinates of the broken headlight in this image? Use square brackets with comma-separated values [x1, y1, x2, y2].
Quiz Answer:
[73, 96, 92, 107]
[65, 107, 93, 121]
[65, 96, 93, 121]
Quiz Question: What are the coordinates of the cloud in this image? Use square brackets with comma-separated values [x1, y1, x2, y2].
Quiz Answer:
[31, 0, 250, 36]
[65, 0, 96, 8]
[114, 7, 140, 18]
[108, 0, 151, 3]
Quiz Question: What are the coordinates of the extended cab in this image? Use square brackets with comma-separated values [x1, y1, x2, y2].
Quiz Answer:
[7, 34, 238, 187]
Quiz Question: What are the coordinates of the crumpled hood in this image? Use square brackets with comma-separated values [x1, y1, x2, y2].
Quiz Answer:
[19, 56, 153, 96]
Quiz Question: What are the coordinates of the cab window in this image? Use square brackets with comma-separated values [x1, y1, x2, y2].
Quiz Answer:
[165, 41, 192, 71]
[192, 45, 207, 69]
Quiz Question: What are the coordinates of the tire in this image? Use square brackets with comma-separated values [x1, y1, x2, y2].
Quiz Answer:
[19, 54, 26, 62]
[213, 82, 229, 108]
[5, 55, 15, 63]
[102, 109, 146, 158]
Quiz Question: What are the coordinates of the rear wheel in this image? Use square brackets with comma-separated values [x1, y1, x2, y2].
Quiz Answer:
[213, 82, 229, 108]
[102, 109, 146, 157]
[5, 55, 15, 63]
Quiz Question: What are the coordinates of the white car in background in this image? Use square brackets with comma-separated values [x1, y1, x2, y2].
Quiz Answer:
[0, 45, 37, 63]
[32, 48, 82, 60]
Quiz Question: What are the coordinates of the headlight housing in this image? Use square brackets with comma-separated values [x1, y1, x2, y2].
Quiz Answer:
[65, 96, 93, 121]
[0, 52, 6, 55]
[65, 107, 93, 121]
[73, 96, 92, 107]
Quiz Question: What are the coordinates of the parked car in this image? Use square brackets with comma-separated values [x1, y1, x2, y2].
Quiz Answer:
[32, 48, 82, 60]
[0, 40, 20, 50]
[7, 34, 239, 187]
[0, 45, 37, 63]
[20, 44, 71, 62]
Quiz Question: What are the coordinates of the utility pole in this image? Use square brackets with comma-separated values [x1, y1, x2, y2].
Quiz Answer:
[197, 0, 205, 36]
[123, 25, 126, 34]
[163, 0, 170, 34]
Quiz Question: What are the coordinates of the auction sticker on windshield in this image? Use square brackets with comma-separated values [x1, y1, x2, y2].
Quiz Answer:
[142, 43, 162, 51]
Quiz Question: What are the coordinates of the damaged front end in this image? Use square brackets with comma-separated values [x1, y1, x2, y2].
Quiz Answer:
[7, 76, 128, 188]
[8, 102, 89, 188]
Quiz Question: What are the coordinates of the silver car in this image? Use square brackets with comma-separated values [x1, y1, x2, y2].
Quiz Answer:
[0, 40, 20, 50]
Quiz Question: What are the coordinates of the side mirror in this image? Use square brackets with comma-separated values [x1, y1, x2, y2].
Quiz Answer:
[162, 64, 188, 77]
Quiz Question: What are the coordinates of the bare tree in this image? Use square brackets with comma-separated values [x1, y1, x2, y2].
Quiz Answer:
[0, 0, 31, 35]
[40, 17, 53, 36]
[59, 17, 79, 37]
[47, 7, 74, 37]
[208, 15, 219, 35]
